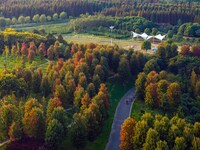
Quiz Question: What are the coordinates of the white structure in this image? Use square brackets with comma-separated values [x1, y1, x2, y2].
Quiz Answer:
[110, 26, 114, 45]
[132, 31, 166, 41]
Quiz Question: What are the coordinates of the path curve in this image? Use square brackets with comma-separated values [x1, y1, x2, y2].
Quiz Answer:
[105, 87, 135, 150]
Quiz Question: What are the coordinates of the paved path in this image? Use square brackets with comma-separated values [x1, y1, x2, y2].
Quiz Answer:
[0, 140, 9, 147]
[105, 87, 135, 150]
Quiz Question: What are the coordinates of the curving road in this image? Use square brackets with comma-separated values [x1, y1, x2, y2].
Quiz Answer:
[105, 88, 135, 150]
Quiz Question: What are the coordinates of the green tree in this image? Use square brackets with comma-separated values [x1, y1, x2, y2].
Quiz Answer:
[152, 28, 158, 35]
[32, 70, 42, 93]
[50, 107, 68, 133]
[144, 28, 151, 35]
[25, 16, 31, 23]
[155, 140, 169, 150]
[143, 128, 160, 150]
[18, 16, 25, 24]
[135, 72, 146, 100]
[117, 57, 131, 81]
[167, 30, 174, 38]
[141, 40, 151, 51]
[173, 137, 187, 150]
[45, 119, 64, 150]
[192, 137, 200, 150]
[47, 16, 52, 21]
[40, 14, 47, 23]
[143, 59, 160, 74]
[60, 11, 67, 19]
[0, 17, 6, 27]
[53, 13, 59, 21]
[33, 14, 39, 23]
[0, 104, 19, 140]
[71, 113, 87, 149]
[133, 120, 149, 149]
[11, 17, 17, 24]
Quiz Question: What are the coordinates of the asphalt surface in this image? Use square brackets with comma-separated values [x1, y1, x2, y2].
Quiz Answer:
[105, 88, 135, 150]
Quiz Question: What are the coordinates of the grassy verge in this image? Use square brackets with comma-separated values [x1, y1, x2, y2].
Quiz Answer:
[87, 77, 134, 150]
[131, 100, 164, 121]
[0, 55, 49, 72]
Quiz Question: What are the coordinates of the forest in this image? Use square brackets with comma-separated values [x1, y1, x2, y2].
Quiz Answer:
[0, 0, 200, 150]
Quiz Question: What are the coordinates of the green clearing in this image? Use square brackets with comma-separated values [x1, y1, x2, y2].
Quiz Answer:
[63, 33, 150, 50]
[0, 55, 49, 72]
[131, 100, 164, 121]
[13, 21, 69, 34]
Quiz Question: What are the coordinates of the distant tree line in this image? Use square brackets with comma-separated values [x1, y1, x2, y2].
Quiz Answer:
[0, 0, 200, 25]
[0, 11, 67, 27]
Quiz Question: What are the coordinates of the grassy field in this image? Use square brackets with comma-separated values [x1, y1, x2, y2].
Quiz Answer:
[0, 55, 49, 72]
[63, 33, 160, 50]
[131, 100, 164, 121]
[12, 21, 159, 50]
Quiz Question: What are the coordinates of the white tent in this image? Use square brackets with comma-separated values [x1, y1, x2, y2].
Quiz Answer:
[132, 31, 166, 41]
[154, 34, 166, 41]
[139, 33, 148, 40]
[132, 31, 139, 38]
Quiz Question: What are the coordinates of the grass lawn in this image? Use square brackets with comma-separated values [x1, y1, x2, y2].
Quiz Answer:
[13, 21, 70, 34]
[131, 100, 164, 121]
[0, 55, 49, 72]
[63, 33, 144, 50]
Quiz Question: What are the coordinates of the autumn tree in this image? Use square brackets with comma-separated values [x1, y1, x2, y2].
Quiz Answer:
[167, 82, 181, 107]
[157, 80, 169, 108]
[23, 107, 45, 139]
[145, 83, 159, 107]
[46, 98, 62, 124]
[180, 45, 190, 56]
[74, 85, 85, 109]
[120, 118, 136, 150]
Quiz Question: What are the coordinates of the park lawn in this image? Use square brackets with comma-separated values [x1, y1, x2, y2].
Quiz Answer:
[0, 55, 49, 72]
[87, 77, 134, 150]
[131, 100, 164, 121]
[13, 21, 70, 34]
[63, 33, 144, 50]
